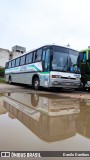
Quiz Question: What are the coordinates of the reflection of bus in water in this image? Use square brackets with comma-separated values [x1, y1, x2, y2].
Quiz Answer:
[3, 92, 80, 142]
[4, 92, 80, 116]
[76, 100, 90, 139]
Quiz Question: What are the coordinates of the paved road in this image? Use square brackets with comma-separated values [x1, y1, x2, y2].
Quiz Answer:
[0, 84, 27, 93]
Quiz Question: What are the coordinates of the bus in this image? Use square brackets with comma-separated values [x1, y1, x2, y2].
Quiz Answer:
[3, 92, 80, 141]
[5, 45, 81, 89]
[79, 47, 90, 90]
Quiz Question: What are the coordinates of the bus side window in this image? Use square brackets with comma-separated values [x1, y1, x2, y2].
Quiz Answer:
[83, 52, 86, 62]
[79, 52, 83, 62]
[16, 58, 20, 67]
[26, 53, 33, 64]
[34, 49, 42, 62]
[88, 50, 90, 60]
[26, 54, 29, 64]
[9, 61, 11, 68]
[45, 49, 50, 71]
[42, 50, 46, 71]
[42, 50, 46, 61]
[20, 56, 26, 65]
[80, 52, 86, 62]
[12, 60, 15, 68]
[5, 62, 9, 69]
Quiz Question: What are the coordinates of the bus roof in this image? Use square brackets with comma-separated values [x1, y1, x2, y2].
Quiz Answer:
[6, 44, 78, 63]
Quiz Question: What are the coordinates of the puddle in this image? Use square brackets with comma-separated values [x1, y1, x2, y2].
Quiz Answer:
[0, 91, 90, 151]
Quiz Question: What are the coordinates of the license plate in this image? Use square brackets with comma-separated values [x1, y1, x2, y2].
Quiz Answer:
[66, 83, 70, 85]
[74, 74, 80, 77]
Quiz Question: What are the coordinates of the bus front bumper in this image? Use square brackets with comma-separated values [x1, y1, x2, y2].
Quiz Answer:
[50, 79, 80, 88]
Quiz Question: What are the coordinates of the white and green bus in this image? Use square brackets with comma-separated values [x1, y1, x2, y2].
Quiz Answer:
[5, 45, 81, 89]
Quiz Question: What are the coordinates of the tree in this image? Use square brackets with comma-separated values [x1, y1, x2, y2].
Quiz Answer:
[0, 67, 5, 77]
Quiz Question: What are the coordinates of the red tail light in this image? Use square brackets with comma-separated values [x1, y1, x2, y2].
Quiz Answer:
[52, 75, 56, 78]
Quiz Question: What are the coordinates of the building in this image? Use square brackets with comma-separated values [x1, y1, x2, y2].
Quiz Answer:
[0, 45, 26, 67]
[12, 45, 26, 53]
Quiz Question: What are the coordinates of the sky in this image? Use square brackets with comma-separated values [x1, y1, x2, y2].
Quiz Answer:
[0, 0, 90, 52]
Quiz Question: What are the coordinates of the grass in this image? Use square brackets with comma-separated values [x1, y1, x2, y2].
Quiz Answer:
[0, 93, 3, 96]
[0, 77, 6, 83]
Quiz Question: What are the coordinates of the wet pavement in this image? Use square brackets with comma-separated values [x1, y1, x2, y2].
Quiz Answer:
[0, 91, 90, 159]
[1, 84, 90, 100]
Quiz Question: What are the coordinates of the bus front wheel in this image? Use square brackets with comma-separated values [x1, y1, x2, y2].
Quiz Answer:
[33, 77, 40, 90]
[80, 80, 85, 91]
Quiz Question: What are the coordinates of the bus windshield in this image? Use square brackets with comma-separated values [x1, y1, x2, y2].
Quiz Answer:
[51, 47, 80, 73]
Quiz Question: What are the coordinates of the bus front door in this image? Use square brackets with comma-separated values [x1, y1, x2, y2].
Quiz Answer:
[42, 49, 50, 87]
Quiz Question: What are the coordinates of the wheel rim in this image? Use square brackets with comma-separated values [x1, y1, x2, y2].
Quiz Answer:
[34, 79, 39, 89]
[35, 80, 39, 87]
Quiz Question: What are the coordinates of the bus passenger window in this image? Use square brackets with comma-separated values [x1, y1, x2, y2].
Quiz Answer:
[5, 62, 9, 69]
[12, 60, 15, 68]
[45, 49, 50, 71]
[42, 50, 46, 61]
[16, 58, 20, 67]
[20, 56, 25, 65]
[26, 53, 33, 64]
[34, 49, 42, 62]
[9, 62, 11, 68]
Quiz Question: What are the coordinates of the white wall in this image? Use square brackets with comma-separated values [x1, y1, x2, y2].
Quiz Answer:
[12, 51, 23, 59]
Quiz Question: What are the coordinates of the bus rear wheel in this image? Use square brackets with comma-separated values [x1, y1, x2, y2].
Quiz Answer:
[8, 76, 12, 85]
[33, 77, 40, 90]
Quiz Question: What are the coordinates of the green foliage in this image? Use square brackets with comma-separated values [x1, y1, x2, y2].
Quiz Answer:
[0, 78, 6, 83]
[0, 67, 5, 78]
[0, 78, 5, 83]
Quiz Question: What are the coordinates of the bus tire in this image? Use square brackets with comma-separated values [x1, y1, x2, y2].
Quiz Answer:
[33, 77, 40, 90]
[80, 79, 85, 91]
[8, 76, 12, 85]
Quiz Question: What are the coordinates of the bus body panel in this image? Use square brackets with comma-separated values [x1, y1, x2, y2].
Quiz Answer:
[49, 71, 80, 88]
[5, 61, 43, 85]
